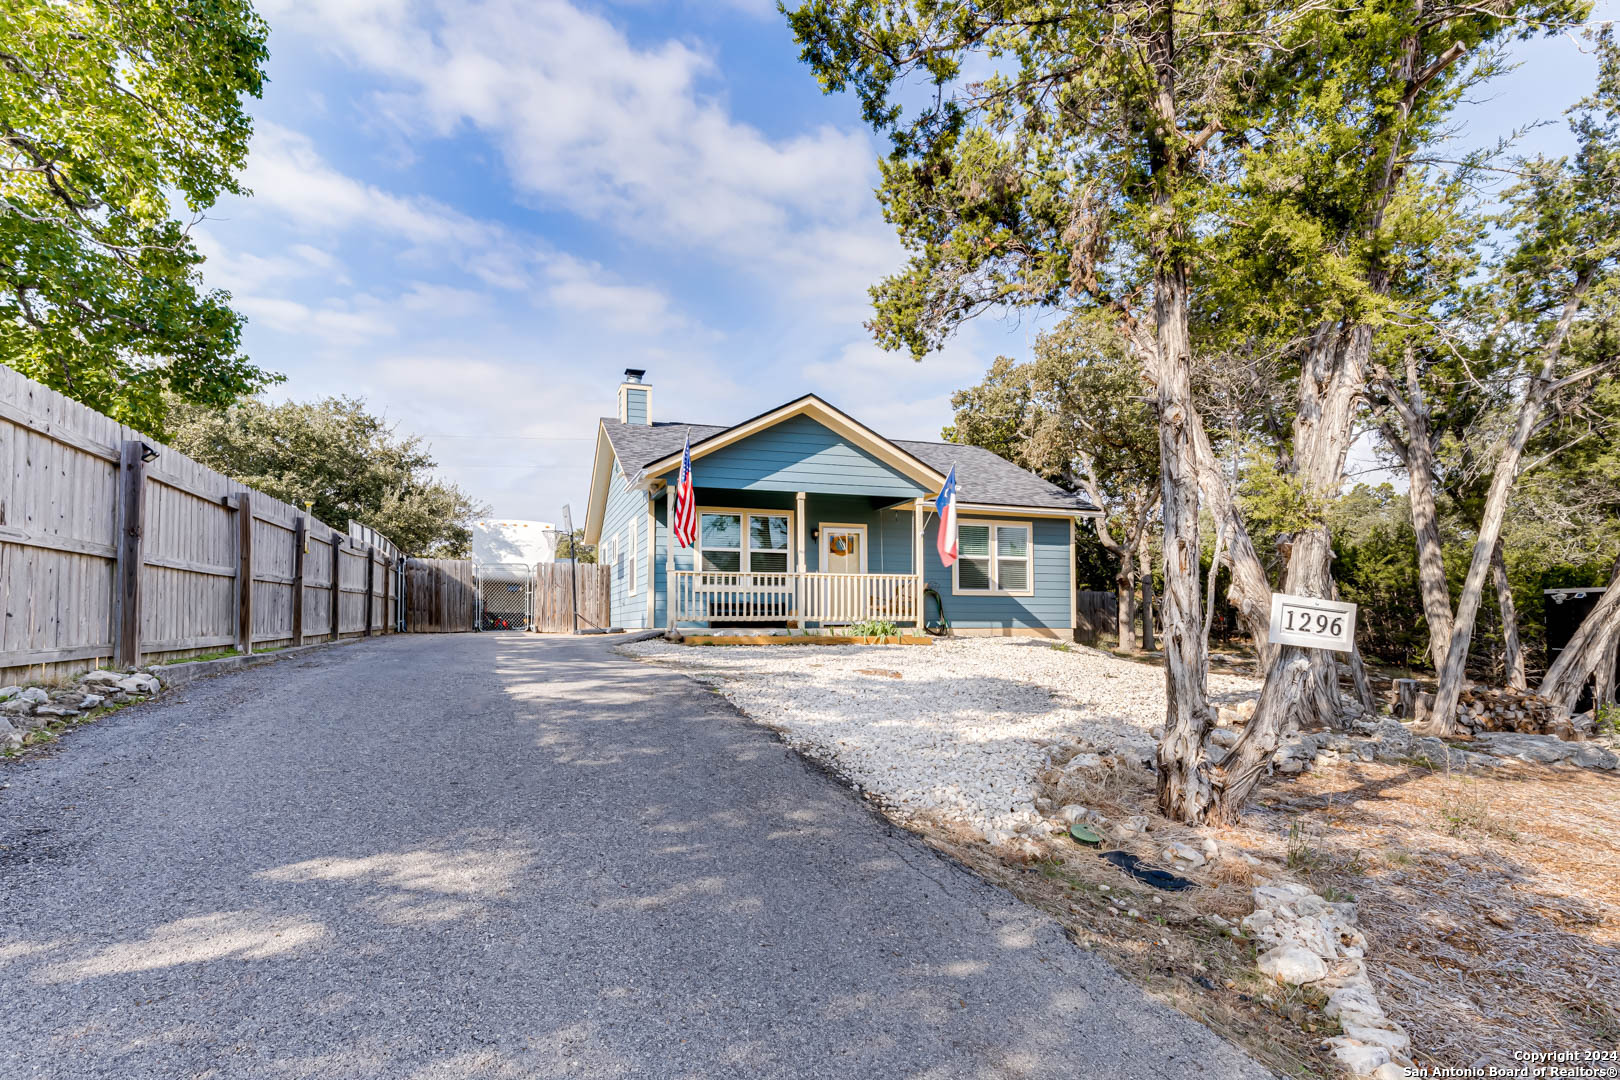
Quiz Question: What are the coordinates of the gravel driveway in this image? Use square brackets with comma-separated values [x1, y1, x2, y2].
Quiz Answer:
[625, 637, 1261, 839]
[0, 633, 1271, 1079]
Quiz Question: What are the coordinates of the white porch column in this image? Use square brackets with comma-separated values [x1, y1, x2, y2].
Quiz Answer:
[795, 491, 807, 628]
[914, 498, 926, 626]
[665, 486, 676, 631]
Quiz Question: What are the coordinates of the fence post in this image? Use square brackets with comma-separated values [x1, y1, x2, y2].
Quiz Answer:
[236, 491, 254, 655]
[365, 545, 376, 636]
[114, 441, 148, 668]
[330, 533, 343, 640]
[292, 516, 306, 646]
[383, 556, 392, 634]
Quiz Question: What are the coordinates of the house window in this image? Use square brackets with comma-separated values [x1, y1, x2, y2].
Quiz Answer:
[953, 520, 1033, 596]
[628, 520, 639, 595]
[749, 514, 789, 572]
[698, 510, 793, 576]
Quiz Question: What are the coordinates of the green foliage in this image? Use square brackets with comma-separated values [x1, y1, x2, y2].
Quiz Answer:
[850, 619, 900, 638]
[165, 396, 486, 557]
[555, 529, 597, 565]
[944, 314, 1158, 592]
[1596, 703, 1620, 735]
[0, 0, 276, 431]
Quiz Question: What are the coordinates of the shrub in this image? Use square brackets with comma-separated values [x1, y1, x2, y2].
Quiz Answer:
[849, 619, 900, 639]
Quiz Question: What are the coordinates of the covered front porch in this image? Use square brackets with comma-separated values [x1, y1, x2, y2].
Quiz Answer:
[657, 490, 929, 630]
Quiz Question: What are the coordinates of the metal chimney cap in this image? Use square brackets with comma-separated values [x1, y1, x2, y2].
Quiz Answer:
[623, 368, 646, 383]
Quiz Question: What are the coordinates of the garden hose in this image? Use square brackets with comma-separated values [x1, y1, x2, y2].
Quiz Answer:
[923, 584, 950, 636]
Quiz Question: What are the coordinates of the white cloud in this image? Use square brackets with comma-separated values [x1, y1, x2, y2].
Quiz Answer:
[256, 0, 885, 275]
[235, 295, 399, 345]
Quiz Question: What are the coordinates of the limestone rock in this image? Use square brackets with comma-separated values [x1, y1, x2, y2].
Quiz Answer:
[34, 705, 79, 719]
[1475, 731, 1618, 769]
[1258, 944, 1327, 984]
[0, 715, 20, 748]
[1161, 842, 1206, 870]
[78, 670, 124, 687]
[1342, 1023, 1410, 1056]
[18, 688, 48, 705]
[1325, 1037, 1391, 1076]
[0, 685, 22, 701]
[1057, 804, 1088, 825]
[116, 674, 160, 695]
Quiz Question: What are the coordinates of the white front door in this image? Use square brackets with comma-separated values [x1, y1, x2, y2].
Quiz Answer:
[820, 525, 868, 574]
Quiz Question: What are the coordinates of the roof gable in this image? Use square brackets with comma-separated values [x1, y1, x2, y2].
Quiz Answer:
[586, 394, 1097, 540]
[671, 413, 932, 498]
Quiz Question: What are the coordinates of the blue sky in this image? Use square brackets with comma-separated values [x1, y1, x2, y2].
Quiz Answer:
[194, 0, 1612, 522]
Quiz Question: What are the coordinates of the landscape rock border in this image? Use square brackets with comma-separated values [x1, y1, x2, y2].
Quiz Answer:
[1244, 881, 1412, 1080]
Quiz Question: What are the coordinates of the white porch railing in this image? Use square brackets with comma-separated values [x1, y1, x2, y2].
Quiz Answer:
[671, 571, 922, 626]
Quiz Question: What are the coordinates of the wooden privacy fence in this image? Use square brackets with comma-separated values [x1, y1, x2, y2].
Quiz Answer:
[0, 366, 402, 683]
[532, 562, 610, 633]
[404, 559, 476, 632]
[1075, 590, 1118, 645]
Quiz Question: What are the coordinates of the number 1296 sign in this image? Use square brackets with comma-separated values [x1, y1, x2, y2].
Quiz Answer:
[1267, 593, 1358, 653]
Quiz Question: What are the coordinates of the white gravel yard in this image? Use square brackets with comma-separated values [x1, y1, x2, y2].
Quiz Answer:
[623, 637, 1260, 838]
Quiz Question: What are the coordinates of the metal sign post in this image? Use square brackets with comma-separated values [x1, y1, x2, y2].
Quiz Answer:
[1267, 593, 1358, 653]
[561, 503, 579, 635]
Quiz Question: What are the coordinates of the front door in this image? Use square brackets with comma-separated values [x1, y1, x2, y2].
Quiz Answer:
[820, 525, 868, 574]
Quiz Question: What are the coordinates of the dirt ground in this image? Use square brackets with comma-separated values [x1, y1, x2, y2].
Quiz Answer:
[911, 747, 1620, 1076]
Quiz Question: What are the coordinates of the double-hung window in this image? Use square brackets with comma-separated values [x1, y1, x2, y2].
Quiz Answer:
[698, 511, 792, 577]
[627, 521, 639, 595]
[953, 520, 1032, 596]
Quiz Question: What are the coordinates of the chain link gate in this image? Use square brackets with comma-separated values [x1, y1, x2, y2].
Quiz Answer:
[474, 563, 532, 631]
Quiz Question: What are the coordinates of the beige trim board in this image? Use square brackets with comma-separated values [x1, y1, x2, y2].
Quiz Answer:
[639, 395, 945, 490]
[949, 626, 1072, 639]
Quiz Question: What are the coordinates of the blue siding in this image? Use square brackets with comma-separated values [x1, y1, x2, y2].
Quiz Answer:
[802, 496, 917, 574]
[624, 387, 648, 425]
[601, 456, 648, 628]
[664, 415, 930, 498]
[923, 516, 1072, 630]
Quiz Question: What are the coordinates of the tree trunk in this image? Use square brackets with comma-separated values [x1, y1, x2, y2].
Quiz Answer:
[1141, 540, 1157, 652]
[1348, 644, 1377, 714]
[1395, 397, 1456, 671]
[1210, 651, 1311, 822]
[1152, 257, 1214, 822]
[1186, 421, 1273, 668]
[1203, 517, 1226, 669]
[1427, 283, 1590, 734]
[1491, 538, 1525, 690]
[1594, 636, 1618, 711]
[1117, 546, 1138, 653]
[1540, 555, 1620, 712]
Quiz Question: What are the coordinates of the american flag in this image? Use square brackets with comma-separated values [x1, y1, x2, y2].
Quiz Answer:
[935, 465, 958, 566]
[672, 433, 697, 548]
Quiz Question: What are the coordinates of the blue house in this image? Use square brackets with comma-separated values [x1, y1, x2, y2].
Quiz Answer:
[583, 370, 1100, 637]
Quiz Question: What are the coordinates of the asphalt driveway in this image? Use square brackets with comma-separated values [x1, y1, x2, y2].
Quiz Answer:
[0, 633, 1273, 1079]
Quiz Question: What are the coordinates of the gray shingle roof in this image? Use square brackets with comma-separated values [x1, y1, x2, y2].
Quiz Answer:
[893, 439, 1098, 512]
[600, 415, 1097, 514]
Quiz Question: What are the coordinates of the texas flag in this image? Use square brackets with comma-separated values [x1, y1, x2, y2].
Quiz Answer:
[934, 465, 959, 566]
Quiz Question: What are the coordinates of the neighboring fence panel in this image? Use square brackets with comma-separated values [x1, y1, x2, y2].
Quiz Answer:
[1075, 590, 1118, 646]
[533, 563, 611, 633]
[0, 366, 401, 683]
[403, 558, 476, 633]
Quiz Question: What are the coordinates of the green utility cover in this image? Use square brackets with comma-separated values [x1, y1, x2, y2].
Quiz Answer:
[1068, 824, 1102, 847]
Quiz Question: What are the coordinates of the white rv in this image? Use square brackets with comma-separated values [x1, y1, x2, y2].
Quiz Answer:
[471, 519, 558, 566]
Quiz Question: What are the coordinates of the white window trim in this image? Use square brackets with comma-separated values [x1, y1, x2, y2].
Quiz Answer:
[817, 523, 869, 574]
[695, 507, 796, 575]
[951, 518, 1035, 597]
[628, 520, 639, 595]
